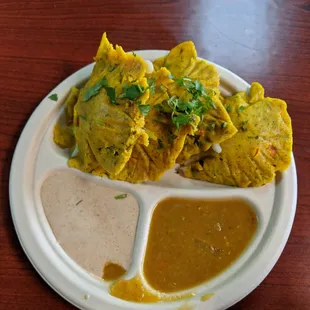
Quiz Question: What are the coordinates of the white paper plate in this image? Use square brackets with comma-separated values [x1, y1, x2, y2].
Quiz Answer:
[9, 50, 297, 310]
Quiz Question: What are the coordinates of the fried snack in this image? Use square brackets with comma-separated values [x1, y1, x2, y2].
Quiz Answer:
[69, 33, 149, 176]
[183, 83, 292, 187]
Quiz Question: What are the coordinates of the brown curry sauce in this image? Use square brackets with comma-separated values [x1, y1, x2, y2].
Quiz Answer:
[103, 262, 126, 281]
[143, 197, 257, 293]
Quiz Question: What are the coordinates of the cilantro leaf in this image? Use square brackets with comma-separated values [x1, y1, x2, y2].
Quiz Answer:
[139, 104, 151, 116]
[157, 138, 164, 149]
[206, 97, 217, 109]
[175, 100, 191, 112]
[174, 77, 215, 112]
[96, 120, 104, 126]
[168, 132, 177, 144]
[172, 114, 192, 128]
[237, 105, 246, 113]
[79, 114, 87, 121]
[115, 193, 127, 200]
[83, 77, 108, 102]
[105, 87, 118, 105]
[154, 104, 163, 112]
[208, 123, 216, 131]
[119, 84, 145, 100]
[167, 95, 177, 107]
[99, 77, 108, 86]
[221, 122, 227, 128]
[194, 80, 204, 93]
[226, 105, 232, 112]
[48, 93, 58, 101]
[147, 78, 156, 94]
[191, 134, 201, 146]
[106, 145, 115, 153]
[240, 120, 248, 131]
[155, 77, 217, 129]
[109, 65, 117, 72]
[175, 78, 184, 86]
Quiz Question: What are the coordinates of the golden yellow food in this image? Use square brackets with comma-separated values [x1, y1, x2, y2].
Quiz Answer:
[143, 197, 257, 292]
[154, 41, 237, 163]
[53, 123, 75, 149]
[53, 34, 293, 187]
[154, 41, 219, 88]
[108, 67, 200, 183]
[183, 82, 292, 187]
[53, 86, 79, 149]
[177, 93, 237, 164]
[65, 86, 80, 125]
[109, 275, 195, 303]
[110, 276, 160, 303]
[70, 33, 149, 176]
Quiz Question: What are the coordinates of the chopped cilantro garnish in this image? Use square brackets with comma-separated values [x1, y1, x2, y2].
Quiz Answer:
[157, 95, 198, 128]
[172, 76, 216, 124]
[191, 134, 201, 146]
[172, 114, 192, 128]
[167, 95, 178, 107]
[205, 95, 216, 109]
[137, 85, 145, 93]
[221, 122, 227, 128]
[175, 78, 184, 86]
[115, 193, 127, 200]
[240, 120, 248, 131]
[76, 199, 83, 206]
[237, 105, 246, 113]
[138, 104, 151, 116]
[119, 84, 145, 100]
[208, 123, 216, 131]
[154, 104, 162, 112]
[157, 138, 164, 149]
[106, 145, 115, 153]
[175, 77, 214, 104]
[48, 93, 58, 101]
[96, 120, 104, 126]
[168, 132, 177, 144]
[83, 77, 108, 102]
[166, 95, 206, 127]
[105, 87, 118, 105]
[147, 78, 156, 94]
[79, 114, 87, 121]
[226, 105, 232, 112]
[132, 51, 136, 57]
[160, 85, 166, 92]
[109, 65, 117, 72]
[194, 80, 204, 92]
[150, 77, 217, 128]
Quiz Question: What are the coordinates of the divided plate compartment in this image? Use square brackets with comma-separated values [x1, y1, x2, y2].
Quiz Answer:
[9, 51, 297, 310]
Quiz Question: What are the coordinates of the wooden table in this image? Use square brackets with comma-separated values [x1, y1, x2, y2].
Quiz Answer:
[1, 0, 309, 309]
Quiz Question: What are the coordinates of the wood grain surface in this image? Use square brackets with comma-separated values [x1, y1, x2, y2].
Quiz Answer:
[1, 0, 309, 309]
